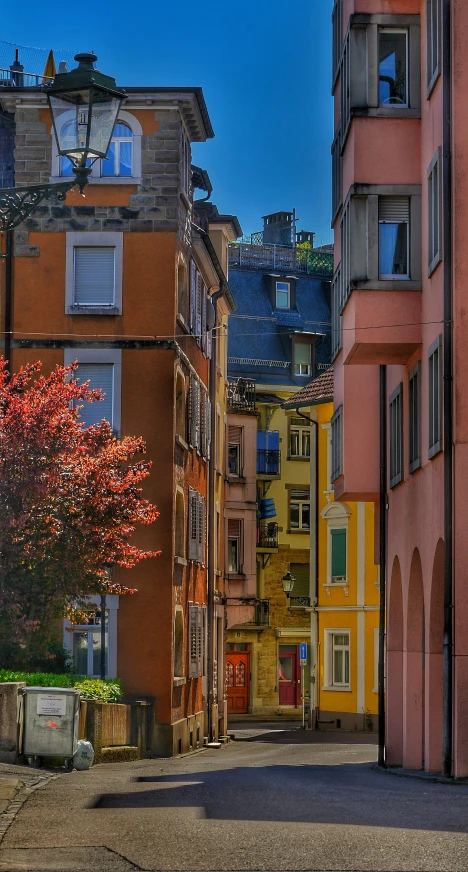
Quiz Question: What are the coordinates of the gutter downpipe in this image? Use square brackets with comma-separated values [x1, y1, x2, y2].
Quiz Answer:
[5, 229, 12, 374]
[295, 406, 319, 727]
[378, 365, 387, 768]
[442, 0, 453, 780]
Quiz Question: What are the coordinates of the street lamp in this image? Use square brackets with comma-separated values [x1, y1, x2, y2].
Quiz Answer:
[281, 571, 295, 598]
[0, 52, 125, 232]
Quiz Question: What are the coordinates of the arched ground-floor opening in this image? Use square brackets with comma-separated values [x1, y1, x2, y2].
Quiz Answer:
[403, 548, 425, 769]
[386, 556, 403, 766]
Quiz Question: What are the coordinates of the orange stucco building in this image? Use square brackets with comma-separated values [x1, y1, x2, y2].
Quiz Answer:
[332, 0, 468, 775]
[0, 60, 240, 755]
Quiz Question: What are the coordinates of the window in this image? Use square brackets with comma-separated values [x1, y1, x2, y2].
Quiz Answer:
[75, 363, 114, 429]
[65, 232, 123, 314]
[181, 131, 191, 198]
[331, 632, 350, 686]
[293, 343, 311, 377]
[63, 594, 119, 679]
[257, 430, 280, 476]
[188, 489, 206, 563]
[228, 425, 243, 476]
[64, 348, 122, 434]
[175, 489, 185, 558]
[427, 0, 441, 95]
[331, 405, 343, 482]
[227, 519, 242, 573]
[74, 247, 115, 307]
[331, 263, 343, 360]
[72, 611, 108, 677]
[379, 197, 410, 278]
[200, 391, 211, 460]
[189, 260, 210, 355]
[275, 281, 290, 309]
[188, 603, 205, 679]
[408, 362, 421, 473]
[331, 529, 347, 581]
[289, 489, 310, 531]
[332, 0, 343, 85]
[101, 122, 133, 177]
[389, 383, 404, 488]
[339, 14, 421, 145]
[173, 608, 184, 678]
[379, 30, 408, 106]
[53, 110, 142, 182]
[175, 371, 186, 440]
[428, 336, 442, 458]
[177, 259, 188, 323]
[428, 148, 442, 275]
[289, 417, 311, 458]
[289, 563, 310, 603]
[331, 123, 342, 221]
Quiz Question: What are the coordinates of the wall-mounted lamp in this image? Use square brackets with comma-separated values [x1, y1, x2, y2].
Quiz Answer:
[281, 571, 295, 597]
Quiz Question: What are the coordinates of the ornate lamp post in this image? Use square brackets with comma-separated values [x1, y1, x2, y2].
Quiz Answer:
[0, 52, 125, 232]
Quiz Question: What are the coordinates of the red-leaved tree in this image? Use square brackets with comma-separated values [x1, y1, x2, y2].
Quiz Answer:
[0, 359, 159, 668]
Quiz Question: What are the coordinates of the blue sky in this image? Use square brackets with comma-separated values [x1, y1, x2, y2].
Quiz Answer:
[2, 1, 333, 243]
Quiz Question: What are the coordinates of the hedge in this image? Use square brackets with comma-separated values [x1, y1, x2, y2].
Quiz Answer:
[0, 670, 123, 703]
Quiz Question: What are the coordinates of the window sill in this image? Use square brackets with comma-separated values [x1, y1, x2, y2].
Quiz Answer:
[351, 279, 422, 292]
[286, 529, 310, 535]
[49, 176, 140, 186]
[322, 685, 352, 693]
[174, 556, 187, 566]
[227, 475, 246, 483]
[175, 434, 188, 451]
[352, 107, 420, 121]
[66, 306, 121, 316]
[176, 313, 189, 333]
[226, 573, 246, 581]
[323, 582, 349, 597]
[173, 677, 186, 687]
[287, 456, 311, 462]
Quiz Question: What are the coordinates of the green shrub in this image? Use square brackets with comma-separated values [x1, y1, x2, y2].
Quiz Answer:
[0, 670, 123, 703]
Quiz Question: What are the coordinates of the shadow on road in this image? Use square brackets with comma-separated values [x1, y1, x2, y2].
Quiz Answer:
[91, 763, 468, 832]
[230, 727, 378, 745]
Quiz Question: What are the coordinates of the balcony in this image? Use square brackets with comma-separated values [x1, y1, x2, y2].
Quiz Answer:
[257, 449, 281, 479]
[228, 599, 270, 630]
[257, 522, 278, 550]
[289, 596, 311, 609]
[227, 379, 256, 413]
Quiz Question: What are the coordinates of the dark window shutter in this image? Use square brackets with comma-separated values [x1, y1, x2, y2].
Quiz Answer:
[188, 604, 198, 678]
[290, 563, 310, 598]
[331, 529, 347, 578]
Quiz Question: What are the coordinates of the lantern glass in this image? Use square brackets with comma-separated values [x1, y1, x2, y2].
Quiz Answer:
[49, 90, 122, 166]
[281, 572, 295, 595]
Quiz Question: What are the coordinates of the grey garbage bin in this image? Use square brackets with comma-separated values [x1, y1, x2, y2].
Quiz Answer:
[17, 687, 81, 769]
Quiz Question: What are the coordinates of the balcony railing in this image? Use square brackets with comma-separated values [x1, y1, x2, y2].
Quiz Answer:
[0, 68, 53, 87]
[257, 449, 281, 478]
[227, 378, 256, 413]
[229, 242, 334, 277]
[257, 522, 278, 549]
[246, 600, 270, 627]
[289, 596, 311, 608]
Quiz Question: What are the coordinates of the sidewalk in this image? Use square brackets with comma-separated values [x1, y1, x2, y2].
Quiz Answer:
[0, 763, 58, 846]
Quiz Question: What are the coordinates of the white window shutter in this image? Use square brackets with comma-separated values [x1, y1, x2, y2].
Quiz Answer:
[206, 325, 212, 360]
[201, 605, 207, 676]
[74, 247, 115, 306]
[201, 392, 206, 459]
[197, 494, 205, 564]
[189, 261, 197, 332]
[76, 363, 114, 428]
[188, 603, 198, 678]
[188, 489, 198, 560]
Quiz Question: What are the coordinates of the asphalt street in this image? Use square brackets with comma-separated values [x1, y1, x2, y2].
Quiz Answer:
[1, 725, 468, 872]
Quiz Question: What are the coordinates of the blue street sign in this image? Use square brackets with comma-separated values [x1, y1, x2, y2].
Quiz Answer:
[300, 643, 307, 664]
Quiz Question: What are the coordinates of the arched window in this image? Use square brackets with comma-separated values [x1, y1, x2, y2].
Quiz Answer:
[175, 488, 185, 558]
[101, 122, 133, 177]
[56, 113, 139, 180]
[175, 371, 186, 439]
[177, 259, 188, 322]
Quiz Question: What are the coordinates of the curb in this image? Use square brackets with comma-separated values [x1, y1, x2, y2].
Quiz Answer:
[372, 762, 468, 786]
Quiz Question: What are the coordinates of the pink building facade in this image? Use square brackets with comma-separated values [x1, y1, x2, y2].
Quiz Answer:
[332, 0, 468, 775]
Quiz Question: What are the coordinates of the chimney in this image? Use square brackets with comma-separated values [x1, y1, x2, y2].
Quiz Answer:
[296, 230, 315, 247]
[262, 211, 294, 247]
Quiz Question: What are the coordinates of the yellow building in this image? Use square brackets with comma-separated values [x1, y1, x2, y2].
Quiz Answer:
[284, 369, 379, 731]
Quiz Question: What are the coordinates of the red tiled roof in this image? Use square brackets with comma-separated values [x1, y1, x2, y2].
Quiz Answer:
[282, 368, 334, 409]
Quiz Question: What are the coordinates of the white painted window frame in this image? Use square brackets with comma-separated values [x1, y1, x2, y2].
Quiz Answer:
[321, 501, 351, 593]
[275, 280, 290, 309]
[64, 348, 122, 436]
[65, 231, 123, 315]
[50, 109, 142, 184]
[63, 594, 119, 679]
[323, 627, 351, 691]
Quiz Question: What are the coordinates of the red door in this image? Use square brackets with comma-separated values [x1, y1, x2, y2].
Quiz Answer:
[226, 653, 250, 714]
[278, 646, 300, 706]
